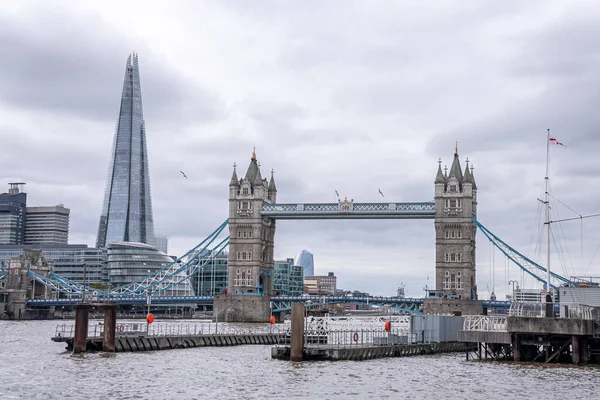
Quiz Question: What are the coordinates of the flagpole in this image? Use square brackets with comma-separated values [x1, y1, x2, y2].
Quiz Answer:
[545, 128, 551, 297]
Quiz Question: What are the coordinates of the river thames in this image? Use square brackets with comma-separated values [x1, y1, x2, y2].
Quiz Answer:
[1, 320, 598, 399]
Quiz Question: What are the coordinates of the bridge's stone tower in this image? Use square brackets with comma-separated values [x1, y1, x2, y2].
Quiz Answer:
[1, 249, 51, 319]
[226, 149, 277, 296]
[433, 146, 478, 300]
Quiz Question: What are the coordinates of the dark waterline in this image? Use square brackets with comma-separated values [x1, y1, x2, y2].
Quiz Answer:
[1, 320, 598, 400]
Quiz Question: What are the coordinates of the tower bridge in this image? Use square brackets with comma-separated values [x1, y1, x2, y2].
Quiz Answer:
[216, 145, 480, 322]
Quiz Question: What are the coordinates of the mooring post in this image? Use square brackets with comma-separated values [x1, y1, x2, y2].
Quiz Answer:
[572, 336, 580, 365]
[102, 303, 118, 352]
[512, 334, 521, 362]
[290, 303, 305, 362]
[73, 303, 90, 354]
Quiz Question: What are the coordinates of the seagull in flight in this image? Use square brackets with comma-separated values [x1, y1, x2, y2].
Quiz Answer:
[180, 170, 188, 179]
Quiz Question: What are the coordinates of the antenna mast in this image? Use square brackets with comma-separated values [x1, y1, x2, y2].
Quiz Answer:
[545, 129, 551, 297]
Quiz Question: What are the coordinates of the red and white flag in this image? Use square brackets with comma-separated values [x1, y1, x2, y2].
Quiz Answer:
[549, 137, 566, 147]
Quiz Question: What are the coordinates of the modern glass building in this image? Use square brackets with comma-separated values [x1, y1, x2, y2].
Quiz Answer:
[106, 242, 190, 295]
[274, 258, 304, 297]
[190, 252, 229, 296]
[0, 244, 107, 285]
[296, 249, 314, 277]
[96, 54, 155, 249]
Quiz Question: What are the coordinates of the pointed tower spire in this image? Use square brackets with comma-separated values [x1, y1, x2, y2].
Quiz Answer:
[448, 143, 463, 181]
[435, 158, 446, 184]
[230, 162, 239, 186]
[470, 164, 477, 189]
[268, 169, 277, 192]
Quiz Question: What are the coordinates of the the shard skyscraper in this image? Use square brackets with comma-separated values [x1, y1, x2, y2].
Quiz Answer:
[96, 54, 155, 248]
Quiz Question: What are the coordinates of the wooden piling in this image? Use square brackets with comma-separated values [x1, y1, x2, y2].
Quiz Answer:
[290, 303, 305, 362]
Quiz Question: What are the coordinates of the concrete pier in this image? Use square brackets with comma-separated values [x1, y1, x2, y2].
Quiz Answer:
[102, 304, 117, 352]
[290, 303, 304, 362]
[73, 303, 90, 354]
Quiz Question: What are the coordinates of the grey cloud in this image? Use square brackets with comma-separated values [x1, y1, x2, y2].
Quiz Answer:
[0, 6, 221, 128]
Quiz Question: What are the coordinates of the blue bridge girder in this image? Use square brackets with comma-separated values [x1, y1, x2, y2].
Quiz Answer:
[260, 202, 435, 219]
[26, 295, 511, 310]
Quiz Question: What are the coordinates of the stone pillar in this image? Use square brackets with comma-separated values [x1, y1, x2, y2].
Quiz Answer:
[290, 303, 305, 362]
[512, 334, 520, 362]
[572, 336, 580, 365]
[102, 304, 118, 352]
[73, 303, 90, 354]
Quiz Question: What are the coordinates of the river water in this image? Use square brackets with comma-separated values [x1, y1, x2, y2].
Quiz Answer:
[1, 320, 598, 400]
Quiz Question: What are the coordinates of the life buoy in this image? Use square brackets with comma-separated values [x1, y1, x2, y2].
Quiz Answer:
[119, 324, 125, 333]
[353, 332, 359, 342]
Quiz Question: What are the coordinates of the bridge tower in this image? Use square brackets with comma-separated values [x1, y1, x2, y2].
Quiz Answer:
[433, 144, 478, 301]
[217, 149, 277, 322]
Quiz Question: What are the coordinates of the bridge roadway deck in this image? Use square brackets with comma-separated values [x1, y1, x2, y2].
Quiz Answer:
[27, 295, 511, 308]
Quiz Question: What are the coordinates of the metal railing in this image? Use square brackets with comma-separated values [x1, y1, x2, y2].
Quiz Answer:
[53, 322, 289, 339]
[275, 328, 422, 348]
[508, 302, 598, 320]
[463, 316, 507, 332]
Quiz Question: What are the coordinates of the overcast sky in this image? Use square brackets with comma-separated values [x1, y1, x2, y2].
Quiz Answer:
[2, 1, 599, 297]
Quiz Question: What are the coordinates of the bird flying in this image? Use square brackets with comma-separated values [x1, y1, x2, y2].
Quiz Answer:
[378, 189, 384, 197]
[180, 171, 188, 179]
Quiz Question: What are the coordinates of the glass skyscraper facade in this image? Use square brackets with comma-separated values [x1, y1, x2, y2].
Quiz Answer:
[297, 249, 315, 277]
[273, 258, 304, 297]
[96, 54, 155, 249]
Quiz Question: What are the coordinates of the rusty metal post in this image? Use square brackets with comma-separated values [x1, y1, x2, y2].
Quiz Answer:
[290, 303, 305, 362]
[73, 303, 90, 354]
[102, 303, 118, 352]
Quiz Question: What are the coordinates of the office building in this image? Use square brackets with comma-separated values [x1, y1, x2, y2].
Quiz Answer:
[0, 244, 107, 286]
[96, 54, 155, 248]
[154, 234, 168, 254]
[24, 205, 70, 244]
[304, 272, 337, 296]
[296, 249, 314, 277]
[0, 183, 27, 245]
[273, 258, 304, 297]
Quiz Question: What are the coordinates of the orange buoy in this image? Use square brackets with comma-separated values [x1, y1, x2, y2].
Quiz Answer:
[269, 316, 276, 324]
[384, 320, 391, 332]
[146, 313, 155, 324]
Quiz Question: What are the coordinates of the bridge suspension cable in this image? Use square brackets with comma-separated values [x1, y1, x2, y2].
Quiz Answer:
[27, 220, 230, 297]
[473, 217, 573, 290]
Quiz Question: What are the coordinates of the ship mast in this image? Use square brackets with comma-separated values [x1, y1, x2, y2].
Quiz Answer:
[545, 128, 551, 297]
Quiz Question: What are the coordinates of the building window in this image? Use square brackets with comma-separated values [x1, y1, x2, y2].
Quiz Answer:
[248, 231, 252, 238]
[445, 252, 461, 263]
[457, 230, 462, 239]
[242, 188, 249, 195]
[445, 271, 450, 277]
[449, 185, 457, 193]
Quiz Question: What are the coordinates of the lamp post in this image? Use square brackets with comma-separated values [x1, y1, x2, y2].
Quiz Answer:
[508, 280, 519, 302]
